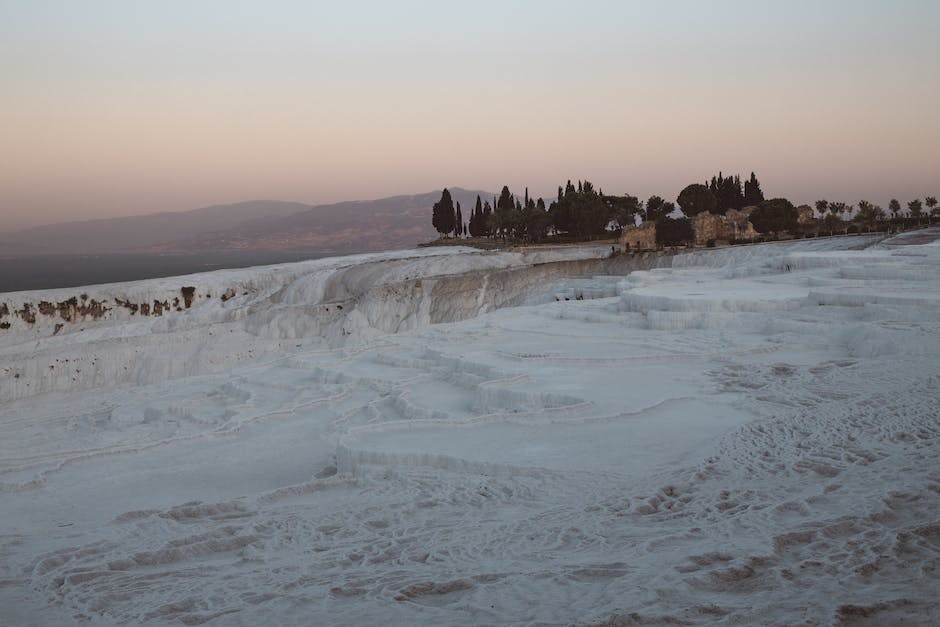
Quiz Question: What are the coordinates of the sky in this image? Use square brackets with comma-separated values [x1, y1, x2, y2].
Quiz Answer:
[2, 0, 939, 231]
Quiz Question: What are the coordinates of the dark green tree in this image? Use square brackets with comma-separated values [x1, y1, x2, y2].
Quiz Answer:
[573, 181, 609, 237]
[855, 200, 884, 228]
[467, 195, 482, 237]
[482, 200, 493, 237]
[523, 197, 550, 242]
[744, 172, 764, 205]
[908, 198, 923, 223]
[549, 182, 574, 234]
[829, 201, 849, 218]
[454, 202, 463, 238]
[677, 183, 717, 217]
[645, 195, 666, 222]
[925, 196, 938, 222]
[825, 201, 847, 234]
[549, 179, 609, 238]
[889, 198, 901, 220]
[708, 172, 744, 213]
[492, 186, 517, 240]
[605, 194, 642, 229]
[432, 188, 456, 237]
[655, 217, 694, 246]
[822, 212, 841, 235]
[510, 199, 526, 240]
[749, 198, 798, 234]
[815, 199, 829, 218]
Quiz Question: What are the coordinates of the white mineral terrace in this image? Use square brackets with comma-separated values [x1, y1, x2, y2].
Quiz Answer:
[1, 231, 938, 625]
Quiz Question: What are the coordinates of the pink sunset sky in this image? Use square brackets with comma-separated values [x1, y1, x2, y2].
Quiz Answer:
[2, 0, 938, 231]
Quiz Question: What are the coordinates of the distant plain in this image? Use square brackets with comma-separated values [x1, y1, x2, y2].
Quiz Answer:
[0, 251, 334, 293]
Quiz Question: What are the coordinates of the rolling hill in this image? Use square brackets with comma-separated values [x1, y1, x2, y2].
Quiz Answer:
[155, 188, 490, 254]
[3, 189, 491, 256]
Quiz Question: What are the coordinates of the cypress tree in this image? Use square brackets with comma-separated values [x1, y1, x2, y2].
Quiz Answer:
[744, 172, 764, 205]
[483, 200, 493, 237]
[455, 202, 462, 238]
[468, 195, 483, 237]
[432, 188, 456, 237]
[707, 172, 745, 213]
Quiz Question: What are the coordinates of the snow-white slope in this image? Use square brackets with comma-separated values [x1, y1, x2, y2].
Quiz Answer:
[1, 233, 938, 626]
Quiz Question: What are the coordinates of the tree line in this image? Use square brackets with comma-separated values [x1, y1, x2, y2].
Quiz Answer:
[434, 182, 617, 243]
[433, 180, 667, 243]
[432, 174, 937, 245]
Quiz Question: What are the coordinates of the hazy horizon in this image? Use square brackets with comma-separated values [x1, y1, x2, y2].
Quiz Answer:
[3, 0, 938, 232]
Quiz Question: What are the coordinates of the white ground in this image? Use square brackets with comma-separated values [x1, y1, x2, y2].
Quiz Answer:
[1, 232, 938, 626]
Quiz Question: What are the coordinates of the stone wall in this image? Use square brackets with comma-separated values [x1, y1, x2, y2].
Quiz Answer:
[621, 222, 657, 250]
[622, 208, 765, 250]
[692, 213, 733, 246]
[726, 207, 760, 240]
[692, 209, 761, 245]
[797, 205, 815, 225]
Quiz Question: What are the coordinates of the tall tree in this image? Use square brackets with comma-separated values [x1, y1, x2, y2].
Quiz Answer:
[743, 172, 764, 205]
[550, 181, 575, 235]
[708, 172, 744, 213]
[925, 196, 938, 222]
[889, 198, 901, 220]
[604, 194, 642, 229]
[855, 200, 885, 228]
[549, 179, 608, 238]
[908, 199, 923, 223]
[829, 201, 850, 218]
[454, 202, 462, 238]
[750, 198, 798, 234]
[645, 195, 666, 222]
[522, 197, 550, 243]
[655, 217, 694, 246]
[494, 186, 516, 240]
[432, 188, 456, 237]
[468, 195, 483, 237]
[677, 183, 717, 217]
[821, 202, 841, 235]
[482, 200, 493, 237]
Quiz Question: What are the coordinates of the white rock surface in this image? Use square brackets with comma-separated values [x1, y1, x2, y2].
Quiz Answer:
[1, 232, 938, 625]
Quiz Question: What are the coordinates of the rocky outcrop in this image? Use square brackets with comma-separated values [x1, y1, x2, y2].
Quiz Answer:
[797, 205, 815, 225]
[0, 285, 245, 336]
[693, 208, 760, 245]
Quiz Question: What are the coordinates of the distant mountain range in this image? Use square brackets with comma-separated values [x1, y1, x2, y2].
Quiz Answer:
[2, 189, 491, 256]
